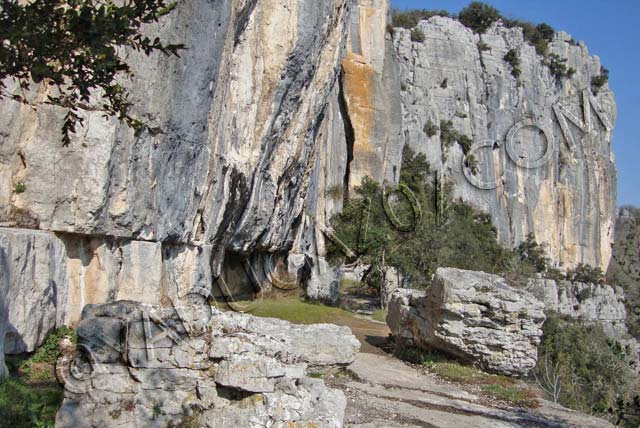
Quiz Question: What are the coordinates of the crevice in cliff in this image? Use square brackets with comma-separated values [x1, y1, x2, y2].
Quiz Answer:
[338, 71, 355, 202]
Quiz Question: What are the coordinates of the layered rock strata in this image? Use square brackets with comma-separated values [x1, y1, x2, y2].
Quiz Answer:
[55, 301, 360, 428]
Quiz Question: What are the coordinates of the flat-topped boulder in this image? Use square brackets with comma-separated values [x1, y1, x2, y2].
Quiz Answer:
[387, 268, 545, 376]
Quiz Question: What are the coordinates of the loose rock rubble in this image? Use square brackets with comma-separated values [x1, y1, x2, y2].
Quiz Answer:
[55, 301, 360, 428]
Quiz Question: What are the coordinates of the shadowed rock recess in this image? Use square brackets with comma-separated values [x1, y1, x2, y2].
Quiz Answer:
[0, 0, 625, 426]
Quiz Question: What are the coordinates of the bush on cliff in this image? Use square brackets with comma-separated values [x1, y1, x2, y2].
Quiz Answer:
[392, 9, 450, 29]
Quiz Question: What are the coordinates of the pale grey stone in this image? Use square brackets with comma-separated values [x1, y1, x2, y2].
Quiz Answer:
[387, 268, 546, 376]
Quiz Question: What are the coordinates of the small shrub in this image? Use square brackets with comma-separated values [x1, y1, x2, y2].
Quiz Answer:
[423, 120, 438, 137]
[439, 120, 456, 148]
[457, 135, 473, 155]
[13, 182, 26, 194]
[503, 49, 521, 79]
[516, 234, 548, 273]
[464, 154, 479, 175]
[391, 9, 450, 29]
[439, 120, 473, 154]
[566, 263, 605, 284]
[410, 28, 425, 43]
[591, 66, 610, 94]
[477, 41, 490, 51]
[325, 184, 344, 200]
[454, 111, 467, 119]
[544, 53, 573, 79]
[458, 2, 501, 34]
[440, 78, 448, 89]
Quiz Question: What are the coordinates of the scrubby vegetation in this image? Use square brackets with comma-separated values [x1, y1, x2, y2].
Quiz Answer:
[328, 146, 524, 290]
[591, 66, 610, 94]
[393, 2, 578, 82]
[392, 9, 450, 29]
[1, 326, 76, 428]
[535, 314, 640, 427]
[410, 28, 425, 43]
[395, 346, 539, 408]
[566, 263, 605, 284]
[423, 120, 438, 137]
[439, 120, 473, 154]
[503, 49, 521, 79]
[325, 184, 344, 200]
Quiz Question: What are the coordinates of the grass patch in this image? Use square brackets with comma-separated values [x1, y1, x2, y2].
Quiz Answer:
[234, 298, 356, 325]
[482, 384, 539, 408]
[19, 326, 76, 382]
[0, 377, 63, 428]
[372, 309, 387, 323]
[395, 345, 539, 408]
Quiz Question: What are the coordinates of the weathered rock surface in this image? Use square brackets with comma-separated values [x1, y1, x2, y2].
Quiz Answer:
[333, 352, 615, 428]
[387, 268, 545, 376]
[55, 301, 360, 428]
[608, 207, 640, 338]
[394, 17, 617, 271]
[526, 277, 629, 338]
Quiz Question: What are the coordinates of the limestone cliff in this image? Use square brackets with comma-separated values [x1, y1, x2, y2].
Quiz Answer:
[0, 1, 620, 364]
[394, 17, 617, 271]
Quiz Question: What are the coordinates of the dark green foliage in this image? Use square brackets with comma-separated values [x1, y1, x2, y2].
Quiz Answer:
[19, 326, 76, 381]
[391, 9, 450, 29]
[13, 182, 26, 194]
[0, 377, 63, 428]
[544, 53, 574, 79]
[458, 2, 501, 34]
[535, 315, 640, 427]
[464, 154, 479, 175]
[516, 234, 548, 273]
[0, 0, 183, 145]
[607, 206, 640, 339]
[440, 78, 448, 89]
[566, 263, 605, 284]
[328, 146, 513, 288]
[423, 120, 438, 137]
[439, 120, 455, 148]
[477, 41, 490, 51]
[410, 28, 425, 43]
[439, 120, 473, 154]
[591, 66, 610, 94]
[503, 49, 521, 79]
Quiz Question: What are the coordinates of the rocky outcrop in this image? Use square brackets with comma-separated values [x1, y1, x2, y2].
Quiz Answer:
[394, 17, 617, 271]
[387, 268, 545, 376]
[55, 301, 360, 428]
[608, 207, 640, 338]
[526, 277, 629, 338]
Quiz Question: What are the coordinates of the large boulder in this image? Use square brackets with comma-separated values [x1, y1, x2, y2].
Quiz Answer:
[55, 301, 359, 428]
[387, 268, 545, 376]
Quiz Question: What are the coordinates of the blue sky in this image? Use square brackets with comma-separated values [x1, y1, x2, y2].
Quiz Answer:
[392, 0, 640, 207]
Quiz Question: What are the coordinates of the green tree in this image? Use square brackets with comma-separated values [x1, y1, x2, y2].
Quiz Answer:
[328, 146, 512, 290]
[0, 0, 184, 145]
[458, 2, 501, 34]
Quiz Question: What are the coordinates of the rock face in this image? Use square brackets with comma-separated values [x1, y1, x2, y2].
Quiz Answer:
[394, 17, 617, 271]
[0, 1, 622, 376]
[387, 268, 545, 376]
[526, 277, 629, 338]
[608, 207, 640, 338]
[55, 301, 360, 428]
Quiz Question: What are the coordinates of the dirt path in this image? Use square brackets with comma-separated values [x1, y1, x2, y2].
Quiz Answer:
[327, 353, 614, 428]
[331, 315, 390, 355]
